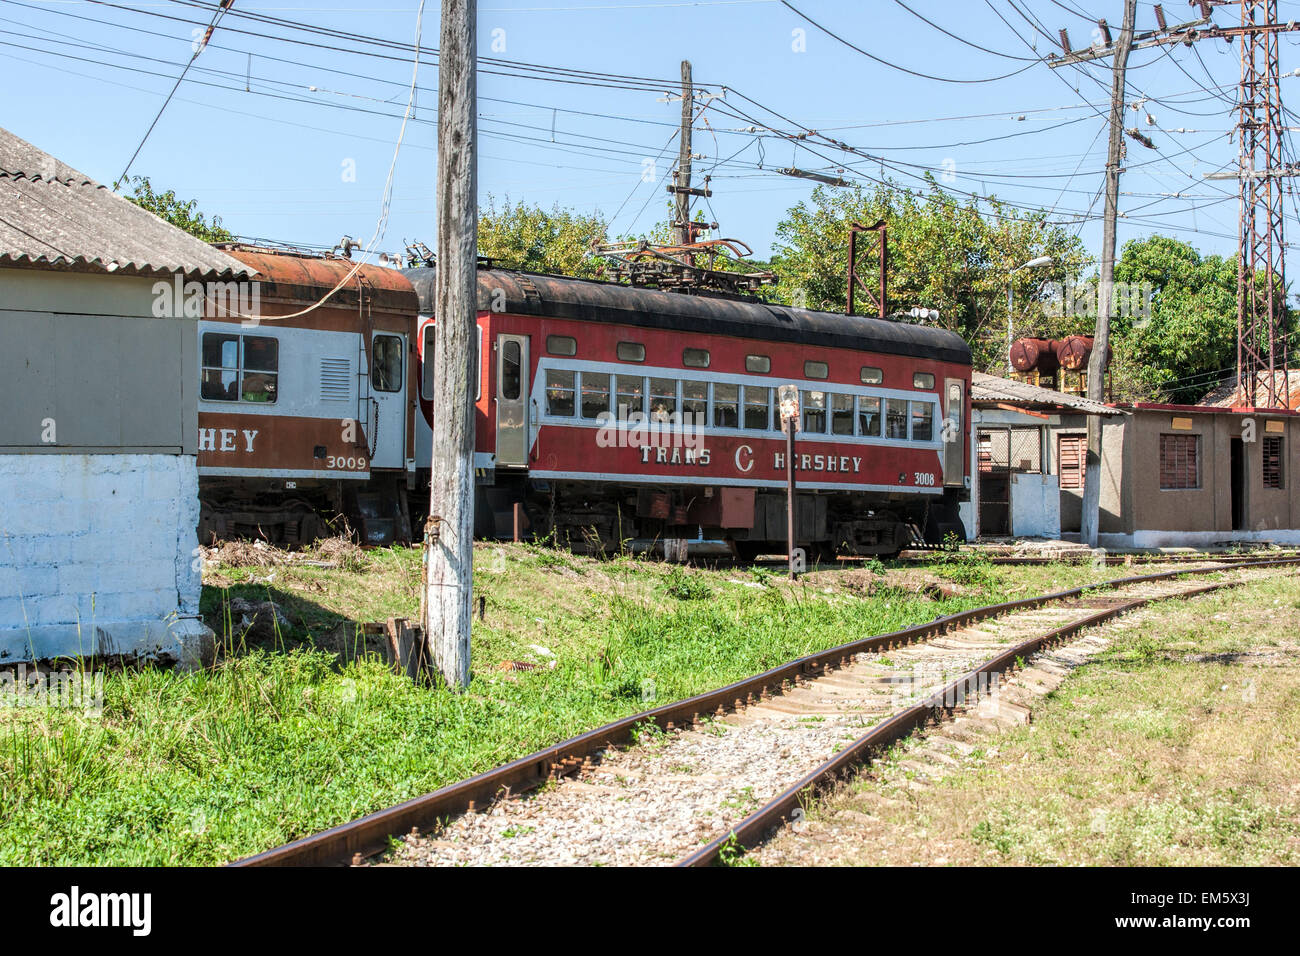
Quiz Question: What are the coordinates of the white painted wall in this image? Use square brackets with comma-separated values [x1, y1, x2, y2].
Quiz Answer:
[0, 453, 209, 666]
[1010, 472, 1061, 538]
[1099, 529, 1300, 549]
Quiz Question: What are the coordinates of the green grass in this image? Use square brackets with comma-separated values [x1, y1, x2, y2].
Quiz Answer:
[0, 544, 1153, 865]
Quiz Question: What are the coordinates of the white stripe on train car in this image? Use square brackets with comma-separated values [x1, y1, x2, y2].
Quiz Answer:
[527, 469, 945, 494]
[197, 467, 372, 479]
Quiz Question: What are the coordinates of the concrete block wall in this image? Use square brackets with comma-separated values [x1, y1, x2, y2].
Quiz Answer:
[0, 453, 207, 665]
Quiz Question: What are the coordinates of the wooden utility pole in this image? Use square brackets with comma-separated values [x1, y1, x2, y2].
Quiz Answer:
[1052, 3, 1300, 411]
[425, 0, 477, 688]
[673, 60, 693, 247]
[1080, 0, 1136, 549]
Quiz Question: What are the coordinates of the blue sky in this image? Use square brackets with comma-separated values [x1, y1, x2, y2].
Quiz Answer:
[4, 0, 1300, 265]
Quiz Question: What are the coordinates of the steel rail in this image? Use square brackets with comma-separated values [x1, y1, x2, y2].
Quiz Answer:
[677, 576, 1252, 866]
[741, 552, 1300, 570]
[233, 557, 1300, 867]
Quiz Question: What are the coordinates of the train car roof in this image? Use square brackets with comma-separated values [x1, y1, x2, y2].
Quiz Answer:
[221, 246, 420, 313]
[402, 267, 971, 366]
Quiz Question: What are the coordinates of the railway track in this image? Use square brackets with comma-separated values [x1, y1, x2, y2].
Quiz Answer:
[234, 557, 1300, 868]
[708, 549, 1300, 572]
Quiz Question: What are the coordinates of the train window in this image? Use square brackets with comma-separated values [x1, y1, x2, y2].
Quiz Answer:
[857, 396, 881, 437]
[911, 402, 934, 441]
[682, 380, 708, 425]
[860, 366, 883, 385]
[745, 354, 771, 374]
[804, 360, 829, 380]
[545, 368, 575, 417]
[713, 383, 739, 428]
[802, 390, 827, 433]
[743, 386, 770, 430]
[422, 327, 436, 398]
[649, 377, 677, 421]
[547, 335, 577, 357]
[913, 371, 935, 390]
[616, 375, 644, 416]
[886, 399, 909, 439]
[500, 340, 522, 400]
[372, 335, 404, 393]
[240, 336, 278, 403]
[201, 332, 278, 403]
[201, 332, 239, 401]
[831, 393, 854, 435]
[617, 341, 646, 362]
[683, 348, 710, 369]
[580, 372, 610, 419]
[421, 325, 479, 401]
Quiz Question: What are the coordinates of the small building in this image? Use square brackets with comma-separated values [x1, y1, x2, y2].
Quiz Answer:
[0, 127, 252, 666]
[967, 369, 1300, 548]
[965, 372, 1125, 540]
[1094, 400, 1300, 548]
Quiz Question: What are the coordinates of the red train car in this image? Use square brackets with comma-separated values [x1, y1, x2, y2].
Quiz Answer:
[406, 268, 971, 557]
[197, 247, 420, 544]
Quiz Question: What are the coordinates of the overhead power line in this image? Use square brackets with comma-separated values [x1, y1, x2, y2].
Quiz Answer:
[779, 0, 1040, 84]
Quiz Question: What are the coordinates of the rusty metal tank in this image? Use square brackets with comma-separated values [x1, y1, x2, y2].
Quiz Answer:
[1054, 335, 1112, 371]
[1009, 337, 1060, 374]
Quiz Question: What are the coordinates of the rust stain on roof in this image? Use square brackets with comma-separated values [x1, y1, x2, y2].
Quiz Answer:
[220, 245, 419, 312]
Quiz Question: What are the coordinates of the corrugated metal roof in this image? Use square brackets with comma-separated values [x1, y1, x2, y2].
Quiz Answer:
[0, 126, 252, 280]
[1200, 370, 1300, 410]
[972, 371, 1124, 415]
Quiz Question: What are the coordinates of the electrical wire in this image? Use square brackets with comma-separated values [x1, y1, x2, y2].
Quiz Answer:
[779, 0, 1040, 84]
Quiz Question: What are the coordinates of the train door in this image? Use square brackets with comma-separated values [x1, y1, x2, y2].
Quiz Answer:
[943, 378, 965, 487]
[370, 331, 408, 469]
[496, 333, 529, 467]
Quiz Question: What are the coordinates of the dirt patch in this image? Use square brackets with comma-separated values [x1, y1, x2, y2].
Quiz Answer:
[226, 598, 293, 643]
[313, 621, 389, 663]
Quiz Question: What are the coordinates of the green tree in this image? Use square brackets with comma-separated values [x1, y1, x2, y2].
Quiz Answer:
[769, 181, 1090, 371]
[124, 176, 234, 243]
[478, 196, 608, 278]
[1111, 235, 1238, 403]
